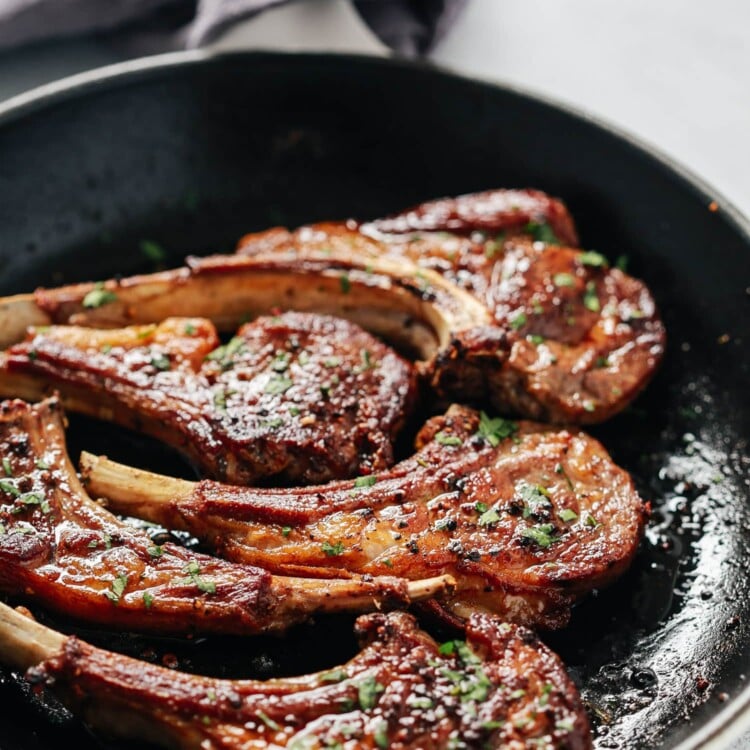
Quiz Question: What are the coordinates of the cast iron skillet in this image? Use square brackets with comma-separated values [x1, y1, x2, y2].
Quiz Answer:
[0, 52, 748, 750]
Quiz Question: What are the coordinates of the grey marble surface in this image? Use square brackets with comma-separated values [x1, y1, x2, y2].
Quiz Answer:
[0, 2, 747, 748]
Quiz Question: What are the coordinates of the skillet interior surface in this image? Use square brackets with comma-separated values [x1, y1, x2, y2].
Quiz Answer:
[0, 52, 748, 750]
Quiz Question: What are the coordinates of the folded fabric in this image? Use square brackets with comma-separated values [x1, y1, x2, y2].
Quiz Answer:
[0, 0, 469, 55]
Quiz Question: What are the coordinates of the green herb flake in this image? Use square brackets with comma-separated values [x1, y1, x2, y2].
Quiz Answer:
[0, 480, 21, 498]
[476, 412, 518, 447]
[213, 389, 227, 413]
[281, 526, 292, 537]
[105, 573, 128, 604]
[358, 675, 385, 710]
[509, 312, 527, 331]
[324, 356, 341, 368]
[256, 710, 281, 731]
[358, 349, 375, 371]
[518, 483, 552, 519]
[353, 475, 377, 489]
[184, 323, 196, 336]
[100, 344, 112, 354]
[264, 376, 293, 396]
[584, 513, 599, 528]
[509, 688, 527, 699]
[374, 719, 389, 749]
[382, 558, 393, 568]
[148, 545, 164, 559]
[150, 353, 171, 371]
[478, 507, 501, 527]
[615, 255, 629, 271]
[583, 281, 600, 312]
[271, 351, 290, 372]
[322, 541, 345, 557]
[556, 719, 575, 732]
[558, 508, 578, 523]
[182, 561, 217, 594]
[595, 355, 610, 368]
[582, 400, 596, 413]
[475, 502, 488, 514]
[339, 273, 351, 294]
[520, 524, 556, 548]
[553, 272, 576, 288]
[482, 720, 505, 731]
[320, 668, 347, 683]
[438, 641, 456, 656]
[140, 240, 166, 264]
[82, 283, 118, 309]
[409, 697, 434, 710]
[289, 406, 301, 417]
[579, 250, 609, 268]
[435, 432, 462, 447]
[528, 334, 546, 345]
[143, 591, 154, 609]
[525, 222, 559, 244]
[2, 458, 11, 477]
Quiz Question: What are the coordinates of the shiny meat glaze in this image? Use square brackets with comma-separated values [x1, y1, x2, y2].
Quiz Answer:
[0, 398, 439, 635]
[16, 607, 592, 749]
[85, 405, 648, 630]
[0, 312, 416, 484]
[236, 189, 665, 424]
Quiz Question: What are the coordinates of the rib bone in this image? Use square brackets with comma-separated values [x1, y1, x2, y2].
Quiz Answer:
[0, 398, 451, 635]
[82, 405, 648, 630]
[0, 601, 592, 749]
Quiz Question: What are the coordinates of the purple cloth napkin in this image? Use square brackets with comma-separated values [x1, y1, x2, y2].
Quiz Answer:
[0, 0, 469, 55]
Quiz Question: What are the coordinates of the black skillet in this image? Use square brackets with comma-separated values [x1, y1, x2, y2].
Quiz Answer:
[0, 52, 748, 750]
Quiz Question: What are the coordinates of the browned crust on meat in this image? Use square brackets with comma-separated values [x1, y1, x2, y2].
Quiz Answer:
[0, 312, 416, 484]
[25, 608, 591, 749]
[0, 398, 442, 635]
[85, 405, 649, 630]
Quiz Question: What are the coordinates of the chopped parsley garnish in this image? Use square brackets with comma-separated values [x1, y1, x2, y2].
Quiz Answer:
[358, 675, 385, 710]
[357, 349, 375, 371]
[100, 344, 112, 354]
[148, 545, 163, 558]
[585, 513, 599, 528]
[509, 688, 527, 699]
[374, 719, 389, 749]
[518, 483, 552, 518]
[476, 412, 518, 446]
[256, 711, 281, 731]
[0, 480, 20, 497]
[213, 389, 227, 413]
[558, 508, 578, 523]
[595, 355, 610, 368]
[553, 272, 576, 288]
[82, 283, 118, 309]
[556, 719, 575, 732]
[520, 524, 556, 548]
[2, 458, 11, 476]
[353, 475, 377, 488]
[281, 526, 291, 537]
[150, 353, 171, 371]
[36, 458, 50, 470]
[475, 502, 488, 514]
[324, 357, 341, 368]
[265, 375, 293, 395]
[271, 351, 290, 372]
[478, 507, 501, 527]
[435, 432, 462, 447]
[322, 541, 345, 557]
[509, 312, 527, 331]
[140, 240, 166, 264]
[555, 462, 575, 490]
[525, 221, 559, 244]
[320, 668, 347, 683]
[583, 281, 600, 312]
[289, 406, 301, 416]
[582, 400, 596, 412]
[260, 417, 285, 430]
[143, 591, 154, 609]
[528, 334, 546, 345]
[184, 323, 196, 335]
[409, 697, 434, 709]
[579, 250, 609, 268]
[105, 574, 128, 604]
[339, 273, 351, 293]
[182, 561, 216, 594]
[206, 336, 245, 370]
[615, 255, 629, 271]
[482, 720, 505, 731]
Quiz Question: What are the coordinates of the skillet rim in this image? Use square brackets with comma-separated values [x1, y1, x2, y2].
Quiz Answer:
[0, 48, 747, 750]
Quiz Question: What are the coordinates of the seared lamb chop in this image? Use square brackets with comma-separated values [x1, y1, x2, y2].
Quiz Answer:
[82, 405, 648, 630]
[0, 398, 449, 635]
[0, 601, 592, 749]
[0, 189, 664, 424]
[0, 312, 416, 484]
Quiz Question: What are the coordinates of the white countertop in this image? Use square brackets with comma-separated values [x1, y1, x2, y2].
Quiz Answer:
[0, 1, 747, 747]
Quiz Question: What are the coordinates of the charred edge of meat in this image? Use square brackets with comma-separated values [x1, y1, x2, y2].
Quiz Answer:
[0, 601, 592, 749]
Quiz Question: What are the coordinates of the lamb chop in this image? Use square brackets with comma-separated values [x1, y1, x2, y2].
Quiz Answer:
[0, 311, 416, 485]
[0, 397, 449, 636]
[82, 404, 648, 630]
[0, 601, 592, 749]
[0, 188, 664, 424]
